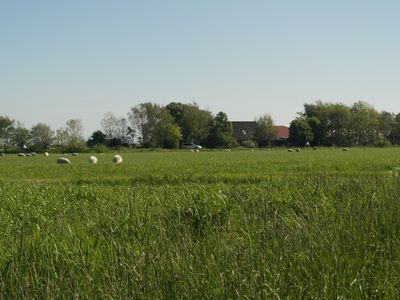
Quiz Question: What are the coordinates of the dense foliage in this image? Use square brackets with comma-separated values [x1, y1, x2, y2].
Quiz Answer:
[289, 100, 400, 147]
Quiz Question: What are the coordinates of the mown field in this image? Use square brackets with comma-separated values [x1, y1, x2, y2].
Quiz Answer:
[1, 148, 400, 298]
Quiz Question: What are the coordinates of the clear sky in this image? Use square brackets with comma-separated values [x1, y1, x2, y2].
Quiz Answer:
[1, 0, 400, 137]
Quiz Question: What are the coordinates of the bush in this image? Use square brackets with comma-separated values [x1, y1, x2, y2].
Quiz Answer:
[241, 140, 256, 148]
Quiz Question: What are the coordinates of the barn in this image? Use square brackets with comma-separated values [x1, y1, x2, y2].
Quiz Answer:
[231, 121, 289, 145]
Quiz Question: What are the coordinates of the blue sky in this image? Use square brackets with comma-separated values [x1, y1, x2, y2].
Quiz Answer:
[1, 0, 400, 136]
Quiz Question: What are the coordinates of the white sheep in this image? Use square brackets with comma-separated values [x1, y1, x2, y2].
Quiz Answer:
[112, 154, 123, 164]
[296, 148, 300, 152]
[0, 153, 4, 156]
[18, 153, 26, 157]
[30, 152, 36, 156]
[72, 153, 79, 157]
[57, 157, 71, 164]
[88, 156, 98, 164]
[342, 148, 349, 151]
[195, 149, 200, 153]
[287, 148, 294, 152]
[44, 152, 49, 157]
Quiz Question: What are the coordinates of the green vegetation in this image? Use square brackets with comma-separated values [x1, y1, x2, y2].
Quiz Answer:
[0, 148, 400, 298]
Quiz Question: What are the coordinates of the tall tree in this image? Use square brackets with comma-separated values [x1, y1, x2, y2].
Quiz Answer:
[288, 118, 313, 147]
[326, 104, 351, 146]
[101, 112, 134, 146]
[166, 102, 213, 145]
[253, 114, 276, 147]
[389, 113, 400, 145]
[350, 101, 380, 145]
[65, 119, 85, 146]
[12, 122, 30, 149]
[0, 116, 15, 151]
[156, 109, 182, 148]
[206, 112, 235, 148]
[30, 123, 54, 151]
[128, 102, 162, 147]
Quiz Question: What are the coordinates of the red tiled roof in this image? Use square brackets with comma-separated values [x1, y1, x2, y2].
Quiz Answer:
[274, 125, 289, 139]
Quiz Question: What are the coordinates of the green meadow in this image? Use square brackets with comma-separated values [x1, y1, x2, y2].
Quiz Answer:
[0, 148, 400, 298]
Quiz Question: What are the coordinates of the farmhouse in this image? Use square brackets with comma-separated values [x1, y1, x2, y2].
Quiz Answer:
[231, 121, 289, 144]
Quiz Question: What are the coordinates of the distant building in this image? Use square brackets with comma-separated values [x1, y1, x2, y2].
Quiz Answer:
[231, 121, 289, 144]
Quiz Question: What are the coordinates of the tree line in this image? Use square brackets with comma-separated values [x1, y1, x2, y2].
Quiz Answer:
[289, 100, 400, 147]
[0, 102, 242, 152]
[2, 100, 399, 152]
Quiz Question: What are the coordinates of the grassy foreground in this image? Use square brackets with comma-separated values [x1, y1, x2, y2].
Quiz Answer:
[0, 148, 400, 298]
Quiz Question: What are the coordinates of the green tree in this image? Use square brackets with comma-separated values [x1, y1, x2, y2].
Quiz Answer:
[87, 130, 107, 147]
[206, 112, 235, 148]
[389, 113, 400, 145]
[326, 104, 351, 146]
[350, 101, 380, 145]
[0, 116, 15, 151]
[65, 119, 85, 146]
[166, 102, 213, 145]
[253, 114, 276, 147]
[128, 103, 162, 147]
[303, 101, 329, 145]
[12, 122, 30, 149]
[128, 103, 181, 148]
[379, 111, 394, 141]
[30, 123, 54, 151]
[289, 118, 314, 147]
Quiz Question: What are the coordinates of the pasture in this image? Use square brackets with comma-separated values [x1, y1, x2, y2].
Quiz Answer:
[0, 148, 400, 298]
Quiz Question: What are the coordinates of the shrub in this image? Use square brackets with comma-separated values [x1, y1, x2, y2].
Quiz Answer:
[241, 140, 256, 148]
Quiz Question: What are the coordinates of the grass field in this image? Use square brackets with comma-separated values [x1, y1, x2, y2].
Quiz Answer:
[1, 148, 400, 298]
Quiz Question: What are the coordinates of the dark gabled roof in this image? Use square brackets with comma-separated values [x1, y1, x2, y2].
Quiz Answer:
[231, 121, 289, 141]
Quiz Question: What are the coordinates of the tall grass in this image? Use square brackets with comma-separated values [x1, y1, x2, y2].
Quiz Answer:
[0, 148, 399, 298]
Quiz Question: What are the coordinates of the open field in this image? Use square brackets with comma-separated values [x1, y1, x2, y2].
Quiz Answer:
[1, 148, 400, 298]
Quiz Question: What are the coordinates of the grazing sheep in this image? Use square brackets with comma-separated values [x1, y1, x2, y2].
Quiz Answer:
[72, 153, 79, 157]
[18, 153, 26, 157]
[30, 152, 36, 156]
[266, 148, 271, 152]
[330, 147, 334, 150]
[0, 153, 4, 156]
[287, 148, 294, 152]
[112, 154, 123, 164]
[342, 148, 349, 151]
[25, 153, 32, 157]
[57, 157, 71, 164]
[44, 152, 49, 157]
[88, 156, 98, 164]
[296, 148, 300, 152]
[190, 149, 194, 152]
[195, 149, 200, 153]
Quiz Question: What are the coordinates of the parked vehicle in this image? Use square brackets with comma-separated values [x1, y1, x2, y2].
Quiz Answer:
[182, 142, 202, 149]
